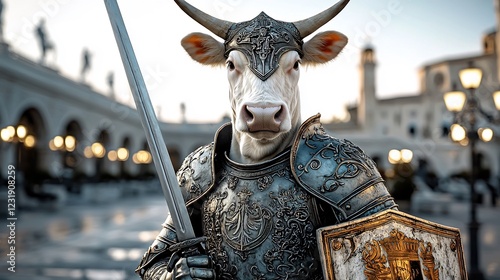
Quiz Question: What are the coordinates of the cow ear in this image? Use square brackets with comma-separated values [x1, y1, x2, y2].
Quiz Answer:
[302, 31, 348, 65]
[181, 32, 226, 66]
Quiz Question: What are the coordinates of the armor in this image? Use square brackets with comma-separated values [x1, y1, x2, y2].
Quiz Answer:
[137, 114, 397, 279]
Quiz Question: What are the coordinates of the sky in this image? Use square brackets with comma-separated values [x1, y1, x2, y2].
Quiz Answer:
[2, 0, 496, 123]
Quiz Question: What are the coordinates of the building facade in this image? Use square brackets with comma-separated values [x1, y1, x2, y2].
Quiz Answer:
[0, 43, 224, 189]
[325, 29, 500, 184]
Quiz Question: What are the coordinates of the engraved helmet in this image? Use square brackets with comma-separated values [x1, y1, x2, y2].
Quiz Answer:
[173, 0, 349, 80]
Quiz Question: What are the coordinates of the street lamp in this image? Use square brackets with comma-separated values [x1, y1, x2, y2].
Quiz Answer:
[133, 150, 152, 164]
[1, 125, 36, 148]
[443, 62, 500, 280]
[49, 135, 77, 152]
[388, 148, 414, 178]
[387, 149, 414, 212]
[388, 149, 413, 165]
[107, 147, 129, 162]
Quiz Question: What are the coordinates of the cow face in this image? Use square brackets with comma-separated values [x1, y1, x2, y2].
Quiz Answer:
[181, 31, 347, 163]
[226, 50, 301, 163]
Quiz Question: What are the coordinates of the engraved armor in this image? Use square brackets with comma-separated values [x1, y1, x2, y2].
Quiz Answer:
[137, 114, 397, 279]
[203, 149, 323, 279]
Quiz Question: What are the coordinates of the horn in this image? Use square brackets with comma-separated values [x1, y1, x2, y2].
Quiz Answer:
[293, 0, 350, 38]
[174, 0, 234, 39]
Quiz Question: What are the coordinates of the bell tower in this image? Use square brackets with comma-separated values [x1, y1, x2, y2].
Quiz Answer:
[358, 45, 377, 130]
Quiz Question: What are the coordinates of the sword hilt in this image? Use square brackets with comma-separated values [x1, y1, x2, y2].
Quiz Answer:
[169, 236, 207, 254]
[167, 236, 208, 272]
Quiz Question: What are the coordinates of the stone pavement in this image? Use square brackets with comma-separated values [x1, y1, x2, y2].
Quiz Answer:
[0, 191, 168, 280]
[0, 190, 499, 280]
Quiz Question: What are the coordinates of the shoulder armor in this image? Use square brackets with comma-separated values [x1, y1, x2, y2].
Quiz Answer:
[177, 143, 216, 206]
[291, 115, 396, 223]
[177, 122, 232, 206]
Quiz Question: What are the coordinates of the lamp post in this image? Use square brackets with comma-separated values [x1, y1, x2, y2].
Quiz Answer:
[444, 62, 500, 280]
[387, 149, 414, 212]
[388, 148, 414, 178]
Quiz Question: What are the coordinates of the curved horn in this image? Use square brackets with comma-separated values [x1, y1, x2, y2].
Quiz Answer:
[174, 0, 234, 39]
[293, 0, 350, 38]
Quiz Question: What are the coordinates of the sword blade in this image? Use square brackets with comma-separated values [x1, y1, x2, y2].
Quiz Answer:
[104, 0, 196, 241]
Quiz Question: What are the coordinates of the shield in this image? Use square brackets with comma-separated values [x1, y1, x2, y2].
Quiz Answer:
[317, 209, 467, 280]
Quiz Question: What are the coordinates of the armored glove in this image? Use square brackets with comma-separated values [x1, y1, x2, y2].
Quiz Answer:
[165, 255, 215, 280]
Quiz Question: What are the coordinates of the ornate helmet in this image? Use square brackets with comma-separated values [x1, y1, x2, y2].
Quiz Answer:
[174, 0, 349, 80]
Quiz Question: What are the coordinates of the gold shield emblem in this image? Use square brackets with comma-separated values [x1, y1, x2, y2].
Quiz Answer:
[317, 209, 467, 280]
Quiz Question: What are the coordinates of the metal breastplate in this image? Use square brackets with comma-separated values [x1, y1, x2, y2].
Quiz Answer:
[202, 149, 323, 280]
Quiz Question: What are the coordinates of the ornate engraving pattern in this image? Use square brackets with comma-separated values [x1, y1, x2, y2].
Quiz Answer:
[264, 187, 319, 279]
[227, 175, 239, 190]
[225, 12, 303, 80]
[296, 132, 377, 193]
[142, 261, 169, 280]
[257, 175, 273, 191]
[177, 143, 214, 200]
[202, 151, 323, 279]
[362, 240, 392, 280]
[222, 188, 273, 260]
[291, 117, 394, 223]
[203, 191, 238, 279]
[420, 242, 439, 280]
[362, 229, 440, 280]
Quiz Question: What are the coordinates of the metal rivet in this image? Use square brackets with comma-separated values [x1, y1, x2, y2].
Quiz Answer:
[345, 204, 351, 210]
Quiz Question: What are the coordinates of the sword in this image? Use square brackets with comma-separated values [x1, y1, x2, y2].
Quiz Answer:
[104, 0, 196, 242]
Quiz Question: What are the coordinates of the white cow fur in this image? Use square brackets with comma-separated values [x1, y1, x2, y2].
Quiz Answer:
[181, 31, 348, 164]
[227, 51, 301, 163]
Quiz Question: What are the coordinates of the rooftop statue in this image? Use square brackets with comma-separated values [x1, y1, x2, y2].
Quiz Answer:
[107, 71, 115, 98]
[35, 19, 55, 64]
[80, 48, 91, 82]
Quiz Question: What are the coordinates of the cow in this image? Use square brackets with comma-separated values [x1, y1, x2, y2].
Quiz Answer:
[178, 1, 349, 164]
[137, 1, 397, 279]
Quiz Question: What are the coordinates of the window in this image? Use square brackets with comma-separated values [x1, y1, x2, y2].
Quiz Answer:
[441, 123, 450, 138]
[408, 124, 417, 138]
[394, 112, 401, 126]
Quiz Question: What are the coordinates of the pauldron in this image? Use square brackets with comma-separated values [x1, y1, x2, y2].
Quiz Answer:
[290, 115, 396, 223]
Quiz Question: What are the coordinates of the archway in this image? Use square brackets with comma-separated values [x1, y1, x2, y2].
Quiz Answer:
[120, 136, 132, 178]
[15, 108, 53, 201]
[59, 120, 84, 192]
[168, 147, 181, 172]
[94, 130, 111, 181]
[137, 141, 154, 179]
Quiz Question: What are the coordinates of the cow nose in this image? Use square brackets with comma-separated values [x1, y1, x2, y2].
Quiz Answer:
[243, 105, 284, 132]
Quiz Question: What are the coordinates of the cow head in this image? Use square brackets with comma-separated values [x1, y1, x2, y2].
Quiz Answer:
[175, 0, 349, 164]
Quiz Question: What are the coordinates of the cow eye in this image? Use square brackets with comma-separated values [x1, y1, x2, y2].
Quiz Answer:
[227, 61, 235, 71]
[293, 60, 300, 70]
